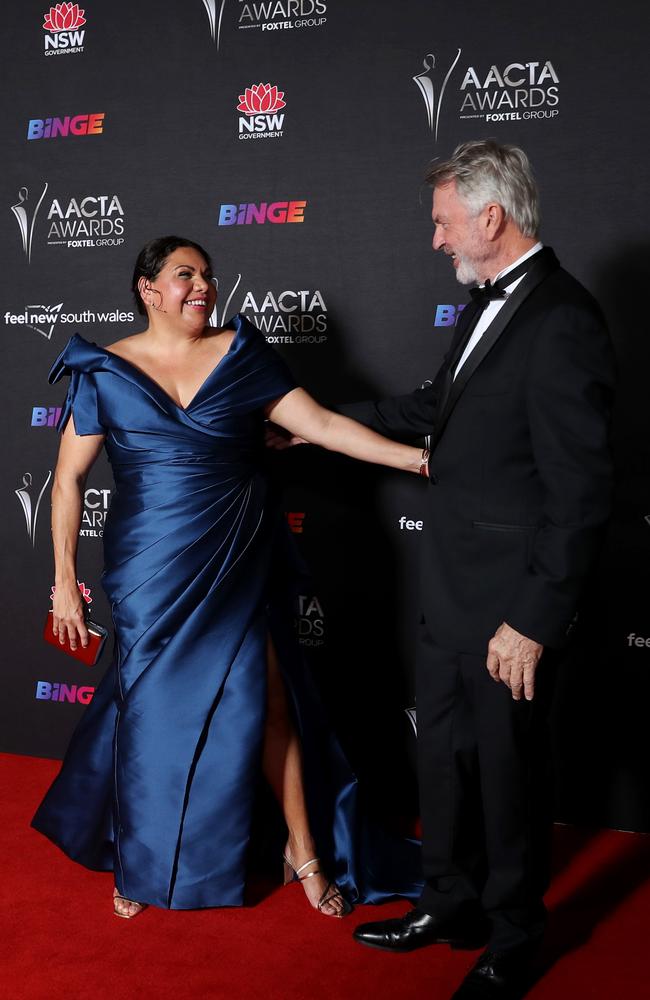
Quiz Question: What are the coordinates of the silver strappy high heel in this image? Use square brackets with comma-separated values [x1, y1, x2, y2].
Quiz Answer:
[282, 854, 352, 917]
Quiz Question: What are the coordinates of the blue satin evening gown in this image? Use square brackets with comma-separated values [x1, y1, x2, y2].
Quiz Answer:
[32, 315, 422, 909]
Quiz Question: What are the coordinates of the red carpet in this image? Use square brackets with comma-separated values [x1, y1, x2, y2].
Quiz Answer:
[1, 753, 648, 1000]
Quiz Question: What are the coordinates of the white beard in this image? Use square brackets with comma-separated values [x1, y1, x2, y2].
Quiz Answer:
[455, 256, 481, 285]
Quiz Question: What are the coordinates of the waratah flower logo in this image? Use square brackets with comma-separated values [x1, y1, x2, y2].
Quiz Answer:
[43, 4, 86, 31]
[237, 84, 286, 115]
[50, 581, 93, 604]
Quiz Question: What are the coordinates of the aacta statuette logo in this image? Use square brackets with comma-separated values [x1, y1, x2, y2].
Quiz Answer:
[201, 0, 227, 49]
[15, 471, 52, 546]
[413, 50, 462, 142]
[11, 184, 49, 263]
[209, 273, 242, 328]
[43, 3, 86, 56]
[238, 83, 286, 140]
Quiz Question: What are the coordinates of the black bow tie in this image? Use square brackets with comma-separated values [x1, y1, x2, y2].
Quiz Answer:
[467, 254, 537, 309]
[468, 279, 507, 308]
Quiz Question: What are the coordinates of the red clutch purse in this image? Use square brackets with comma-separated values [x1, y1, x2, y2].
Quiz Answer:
[43, 610, 108, 666]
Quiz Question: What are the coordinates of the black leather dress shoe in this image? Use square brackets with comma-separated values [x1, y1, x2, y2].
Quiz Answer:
[451, 946, 537, 998]
[352, 908, 489, 953]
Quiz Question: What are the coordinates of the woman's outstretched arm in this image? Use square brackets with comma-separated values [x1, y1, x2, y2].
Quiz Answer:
[266, 388, 426, 475]
[51, 416, 105, 650]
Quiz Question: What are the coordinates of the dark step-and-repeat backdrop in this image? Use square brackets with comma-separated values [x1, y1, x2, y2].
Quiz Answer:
[1, 1, 648, 832]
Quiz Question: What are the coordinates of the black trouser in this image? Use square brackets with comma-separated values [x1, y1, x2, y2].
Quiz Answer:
[415, 622, 556, 952]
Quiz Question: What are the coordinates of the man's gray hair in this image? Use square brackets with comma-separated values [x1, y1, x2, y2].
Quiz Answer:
[425, 140, 540, 238]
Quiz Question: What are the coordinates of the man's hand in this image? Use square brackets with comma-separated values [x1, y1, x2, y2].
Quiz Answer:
[264, 421, 308, 450]
[486, 622, 543, 701]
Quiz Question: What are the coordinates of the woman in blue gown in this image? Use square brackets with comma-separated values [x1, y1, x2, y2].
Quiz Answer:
[32, 236, 425, 918]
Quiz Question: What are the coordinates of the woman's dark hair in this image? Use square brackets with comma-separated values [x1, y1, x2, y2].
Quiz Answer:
[131, 235, 213, 315]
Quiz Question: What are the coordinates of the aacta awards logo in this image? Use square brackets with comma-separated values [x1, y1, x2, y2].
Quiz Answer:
[46, 192, 125, 249]
[79, 487, 111, 538]
[43, 3, 86, 56]
[238, 83, 286, 140]
[295, 594, 325, 648]
[241, 288, 327, 343]
[209, 1, 326, 38]
[15, 471, 52, 546]
[458, 59, 559, 123]
[414, 49, 559, 134]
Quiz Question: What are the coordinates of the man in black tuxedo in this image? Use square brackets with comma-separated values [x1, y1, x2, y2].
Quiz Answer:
[349, 141, 615, 998]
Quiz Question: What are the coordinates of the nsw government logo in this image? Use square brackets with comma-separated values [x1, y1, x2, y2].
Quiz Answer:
[43, 3, 86, 56]
[238, 83, 286, 140]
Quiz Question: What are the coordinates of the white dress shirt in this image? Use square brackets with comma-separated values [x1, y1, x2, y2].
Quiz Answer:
[453, 242, 543, 379]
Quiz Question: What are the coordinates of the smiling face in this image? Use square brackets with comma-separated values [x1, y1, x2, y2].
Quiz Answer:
[141, 247, 217, 329]
[431, 180, 492, 285]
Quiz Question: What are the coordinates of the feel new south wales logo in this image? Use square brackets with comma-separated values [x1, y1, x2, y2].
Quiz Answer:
[42, 3, 87, 56]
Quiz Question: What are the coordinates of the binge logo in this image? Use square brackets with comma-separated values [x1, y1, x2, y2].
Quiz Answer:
[285, 512, 305, 534]
[218, 201, 306, 225]
[31, 406, 62, 427]
[35, 681, 95, 704]
[27, 114, 104, 140]
[434, 304, 466, 327]
[238, 83, 286, 140]
[43, 4, 86, 56]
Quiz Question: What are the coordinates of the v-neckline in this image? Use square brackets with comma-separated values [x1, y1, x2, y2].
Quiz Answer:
[101, 324, 241, 412]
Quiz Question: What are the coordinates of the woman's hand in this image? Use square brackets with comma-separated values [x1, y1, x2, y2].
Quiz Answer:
[264, 421, 308, 450]
[52, 582, 89, 651]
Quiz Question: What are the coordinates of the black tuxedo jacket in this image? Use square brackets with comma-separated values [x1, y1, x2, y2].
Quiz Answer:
[342, 248, 615, 654]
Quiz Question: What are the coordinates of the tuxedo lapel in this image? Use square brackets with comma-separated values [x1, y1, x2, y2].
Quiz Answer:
[433, 298, 485, 419]
[430, 247, 559, 450]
